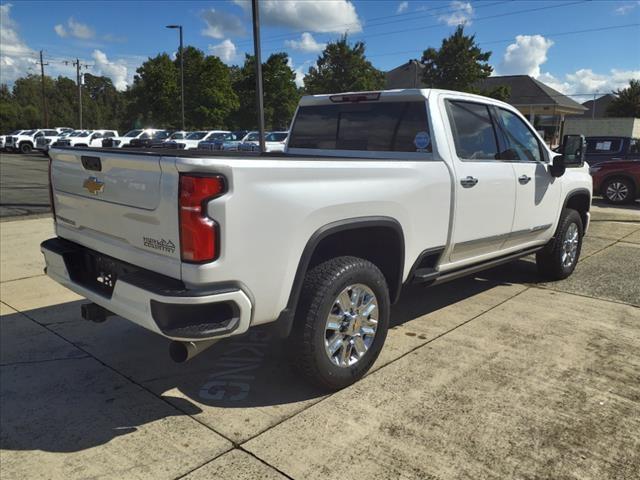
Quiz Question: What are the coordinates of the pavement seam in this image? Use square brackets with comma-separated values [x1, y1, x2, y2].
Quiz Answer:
[236, 446, 296, 480]
[238, 286, 532, 448]
[0, 273, 46, 284]
[531, 284, 640, 308]
[172, 446, 236, 480]
[0, 355, 90, 367]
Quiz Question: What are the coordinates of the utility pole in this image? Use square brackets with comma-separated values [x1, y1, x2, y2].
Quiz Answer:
[251, 0, 266, 153]
[166, 25, 185, 130]
[37, 50, 49, 127]
[74, 59, 83, 129]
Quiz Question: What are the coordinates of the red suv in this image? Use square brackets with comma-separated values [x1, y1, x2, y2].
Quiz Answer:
[590, 160, 640, 204]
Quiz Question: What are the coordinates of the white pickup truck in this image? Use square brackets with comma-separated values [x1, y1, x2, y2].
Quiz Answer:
[42, 89, 591, 390]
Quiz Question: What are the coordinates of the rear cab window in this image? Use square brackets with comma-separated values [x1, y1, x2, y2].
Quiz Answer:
[288, 100, 432, 156]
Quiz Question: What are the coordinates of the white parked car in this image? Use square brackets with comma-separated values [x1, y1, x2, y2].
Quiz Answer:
[52, 130, 118, 148]
[239, 131, 289, 153]
[5, 129, 61, 154]
[43, 88, 592, 390]
[166, 130, 230, 150]
[101, 129, 160, 148]
[220, 131, 258, 151]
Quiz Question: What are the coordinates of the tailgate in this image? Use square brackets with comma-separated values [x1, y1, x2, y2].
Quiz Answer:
[50, 149, 182, 278]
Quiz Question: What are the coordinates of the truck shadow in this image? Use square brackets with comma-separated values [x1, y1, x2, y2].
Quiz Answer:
[0, 258, 543, 454]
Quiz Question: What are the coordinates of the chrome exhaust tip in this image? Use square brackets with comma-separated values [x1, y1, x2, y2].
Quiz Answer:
[169, 339, 218, 363]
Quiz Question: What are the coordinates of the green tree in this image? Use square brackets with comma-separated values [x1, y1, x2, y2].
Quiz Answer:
[303, 35, 385, 94]
[231, 53, 299, 130]
[606, 80, 640, 117]
[421, 25, 493, 92]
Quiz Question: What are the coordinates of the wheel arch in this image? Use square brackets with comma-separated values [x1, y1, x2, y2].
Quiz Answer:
[562, 188, 591, 229]
[275, 216, 405, 338]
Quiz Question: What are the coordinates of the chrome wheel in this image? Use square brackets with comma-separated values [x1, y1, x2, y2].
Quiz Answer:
[561, 223, 579, 268]
[324, 284, 378, 368]
[605, 181, 629, 202]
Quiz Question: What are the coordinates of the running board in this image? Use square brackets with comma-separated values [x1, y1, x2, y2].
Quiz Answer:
[417, 246, 543, 287]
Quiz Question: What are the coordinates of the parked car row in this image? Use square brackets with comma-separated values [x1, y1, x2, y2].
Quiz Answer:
[1, 127, 291, 155]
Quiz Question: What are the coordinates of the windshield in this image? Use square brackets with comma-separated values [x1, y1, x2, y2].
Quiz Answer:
[169, 132, 185, 140]
[22, 130, 35, 135]
[124, 130, 142, 137]
[207, 132, 227, 140]
[10, 130, 22, 134]
[266, 132, 288, 142]
[244, 132, 259, 141]
[186, 131, 208, 140]
[152, 131, 169, 139]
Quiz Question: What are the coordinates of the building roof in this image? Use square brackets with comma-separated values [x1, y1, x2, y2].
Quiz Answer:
[385, 60, 427, 89]
[475, 75, 587, 113]
[581, 94, 616, 118]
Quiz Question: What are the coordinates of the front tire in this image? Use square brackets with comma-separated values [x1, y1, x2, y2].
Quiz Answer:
[602, 177, 635, 204]
[536, 209, 583, 280]
[19, 143, 32, 154]
[290, 256, 390, 391]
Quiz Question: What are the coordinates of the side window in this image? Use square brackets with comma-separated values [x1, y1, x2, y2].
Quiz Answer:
[103, 132, 115, 138]
[92, 132, 103, 139]
[139, 133, 150, 140]
[45, 130, 58, 136]
[496, 108, 542, 162]
[34, 132, 44, 138]
[447, 101, 499, 160]
[629, 139, 640, 155]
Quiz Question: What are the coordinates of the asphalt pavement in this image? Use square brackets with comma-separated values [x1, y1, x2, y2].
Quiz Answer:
[0, 206, 639, 479]
[0, 152, 51, 218]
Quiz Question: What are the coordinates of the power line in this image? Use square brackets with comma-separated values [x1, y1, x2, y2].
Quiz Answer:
[234, 0, 512, 49]
[361, 22, 640, 59]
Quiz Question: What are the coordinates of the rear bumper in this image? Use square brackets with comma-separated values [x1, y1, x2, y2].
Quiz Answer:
[41, 238, 253, 341]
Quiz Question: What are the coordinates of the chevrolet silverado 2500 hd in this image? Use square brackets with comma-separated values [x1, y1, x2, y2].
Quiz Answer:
[41, 89, 592, 390]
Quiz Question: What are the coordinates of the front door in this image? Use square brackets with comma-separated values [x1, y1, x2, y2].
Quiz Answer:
[444, 99, 517, 263]
[493, 107, 562, 249]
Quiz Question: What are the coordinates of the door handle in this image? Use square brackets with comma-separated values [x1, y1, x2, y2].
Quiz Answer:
[518, 175, 531, 185]
[460, 176, 478, 188]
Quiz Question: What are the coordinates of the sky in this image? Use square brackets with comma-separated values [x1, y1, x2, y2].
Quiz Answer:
[1, 0, 639, 100]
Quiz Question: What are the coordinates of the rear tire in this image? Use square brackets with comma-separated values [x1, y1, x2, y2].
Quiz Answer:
[602, 177, 635, 205]
[19, 143, 32, 154]
[536, 209, 583, 280]
[289, 256, 390, 391]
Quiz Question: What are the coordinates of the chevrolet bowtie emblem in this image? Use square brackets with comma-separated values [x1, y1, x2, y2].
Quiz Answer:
[83, 176, 104, 195]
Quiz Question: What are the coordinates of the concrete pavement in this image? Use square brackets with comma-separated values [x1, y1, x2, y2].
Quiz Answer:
[1, 207, 639, 479]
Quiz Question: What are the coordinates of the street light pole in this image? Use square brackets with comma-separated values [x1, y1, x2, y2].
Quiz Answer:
[251, 0, 266, 153]
[166, 25, 185, 130]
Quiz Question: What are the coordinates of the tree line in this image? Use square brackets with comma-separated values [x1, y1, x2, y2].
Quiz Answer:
[1, 27, 636, 133]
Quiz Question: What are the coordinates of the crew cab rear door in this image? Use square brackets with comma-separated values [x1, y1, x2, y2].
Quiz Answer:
[442, 97, 517, 263]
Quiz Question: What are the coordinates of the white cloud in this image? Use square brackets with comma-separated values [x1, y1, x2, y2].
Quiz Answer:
[439, 1, 473, 26]
[539, 69, 640, 95]
[285, 32, 326, 53]
[397, 1, 409, 14]
[54, 17, 94, 39]
[208, 39, 237, 64]
[287, 58, 310, 88]
[614, 1, 640, 15]
[201, 8, 246, 39]
[233, 0, 362, 33]
[91, 50, 128, 91]
[54, 24, 67, 37]
[1, 4, 38, 85]
[498, 35, 554, 77]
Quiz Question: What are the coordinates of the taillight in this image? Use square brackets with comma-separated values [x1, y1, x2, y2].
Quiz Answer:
[179, 174, 226, 263]
[48, 156, 56, 223]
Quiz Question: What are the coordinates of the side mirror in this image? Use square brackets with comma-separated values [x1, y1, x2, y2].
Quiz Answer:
[550, 134, 586, 177]
[560, 134, 586, 166]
